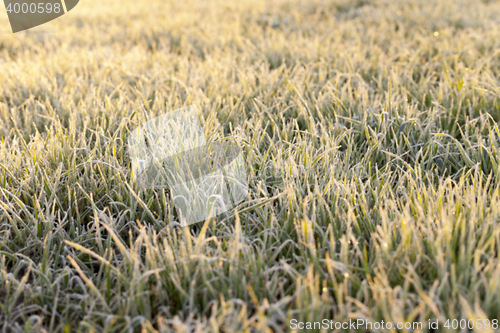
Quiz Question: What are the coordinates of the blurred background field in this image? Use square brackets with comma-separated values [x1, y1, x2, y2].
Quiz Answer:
[1, 0, 500, 331]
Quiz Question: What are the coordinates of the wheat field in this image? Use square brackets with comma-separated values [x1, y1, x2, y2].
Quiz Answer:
[1, 0, 500, 331]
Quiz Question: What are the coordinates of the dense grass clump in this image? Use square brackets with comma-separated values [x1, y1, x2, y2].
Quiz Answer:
[1, 0, 500, 331]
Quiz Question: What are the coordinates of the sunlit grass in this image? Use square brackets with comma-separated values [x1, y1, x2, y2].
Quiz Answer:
[0, 0, 500, 331]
